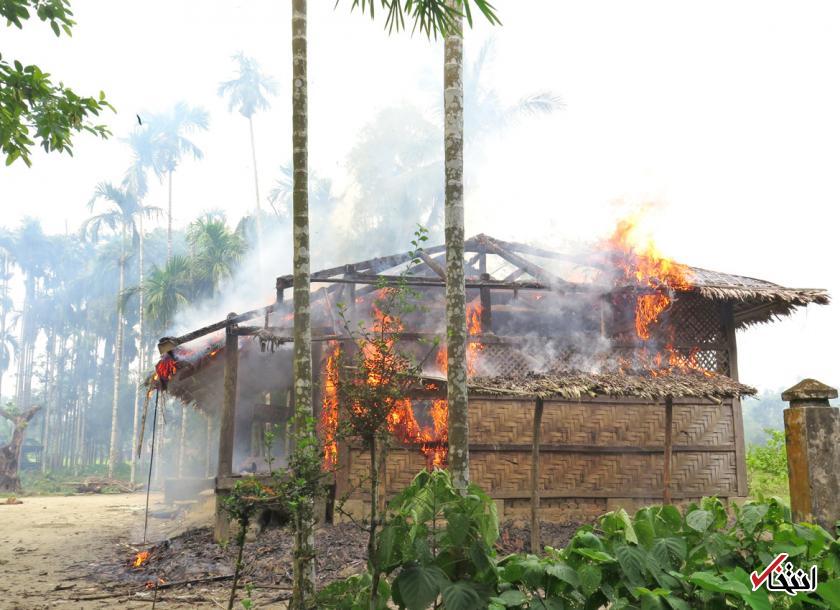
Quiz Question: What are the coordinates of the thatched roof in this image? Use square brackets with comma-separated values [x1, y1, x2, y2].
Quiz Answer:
[465, 369, 757, 402]
[686, 267, 829, 327]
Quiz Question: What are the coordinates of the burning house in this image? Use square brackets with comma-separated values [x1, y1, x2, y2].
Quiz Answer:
[148, 230, 827, 535]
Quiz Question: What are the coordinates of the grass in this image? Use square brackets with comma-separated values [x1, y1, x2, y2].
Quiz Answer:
[1, 462, 133, 497]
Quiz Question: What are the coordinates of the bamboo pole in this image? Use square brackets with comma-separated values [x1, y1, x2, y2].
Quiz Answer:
[530, 397, 544, 554]
[663, 396, 674, 505]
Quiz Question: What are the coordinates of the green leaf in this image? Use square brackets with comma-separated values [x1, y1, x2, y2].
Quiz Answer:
[572, 549, 616, 563]
[685, 509, 714, 532]
[650, 537, 687, 571]
[392, 564, 448, 610]
[664, 595, 691, 610]
[817, 579, 840, 608]
[687, 571, 749, 597]
[545, 561, 580, 588]
[497, 589, 528, 606]
[737, 503, 769, 534]
[440, 581, 484, 610]
[615, 544, 648, 588]
[578, 564, 602, 596]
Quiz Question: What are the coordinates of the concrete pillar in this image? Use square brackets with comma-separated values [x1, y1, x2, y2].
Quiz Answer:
[782, 378, 840, 531]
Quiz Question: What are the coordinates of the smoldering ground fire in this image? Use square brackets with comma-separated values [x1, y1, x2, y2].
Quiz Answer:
[145, 214, 827, 524]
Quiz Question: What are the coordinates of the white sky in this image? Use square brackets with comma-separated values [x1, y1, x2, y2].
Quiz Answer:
[2, 0, 839, 393]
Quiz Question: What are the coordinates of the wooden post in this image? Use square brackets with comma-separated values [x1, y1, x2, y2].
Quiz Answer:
[479, 273, 492, 331]
[215, 313, 239, 542]
[663, 396, 674, 505]
[723, 302, 748, 496]
[530, 397, 544, 553]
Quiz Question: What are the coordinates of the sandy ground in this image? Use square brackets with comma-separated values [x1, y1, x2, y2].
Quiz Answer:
[0, 492, 284, 609]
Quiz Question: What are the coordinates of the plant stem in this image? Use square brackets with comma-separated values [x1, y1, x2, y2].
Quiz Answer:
[227, 519, 248, 610]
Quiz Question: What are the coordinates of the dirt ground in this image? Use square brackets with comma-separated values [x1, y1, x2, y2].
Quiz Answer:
[0, 492, 273, 609]
[0, 492, 582, 609]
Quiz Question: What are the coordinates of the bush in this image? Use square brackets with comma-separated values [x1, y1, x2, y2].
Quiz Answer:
[747, 429, 789, 501]
[319, 471, 840, 609]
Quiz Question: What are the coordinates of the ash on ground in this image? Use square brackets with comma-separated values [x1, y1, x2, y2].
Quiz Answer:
[97, 518, 584, 593]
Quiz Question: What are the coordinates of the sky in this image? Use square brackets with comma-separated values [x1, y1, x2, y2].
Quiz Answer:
[2, 0, 839, 393]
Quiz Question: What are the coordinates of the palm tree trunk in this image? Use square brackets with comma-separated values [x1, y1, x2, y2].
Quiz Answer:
[290, 1, 316, 607]
[444, 2, 469, 493]
[167, 170, 174, 262]
[0, 253, 7, 402]
[108, 228, 127, 479]
[131, 217, 146, 484]
[248, 116, 265, 266]
[41, 330, 56, 473]
[15, 273, 34, 412]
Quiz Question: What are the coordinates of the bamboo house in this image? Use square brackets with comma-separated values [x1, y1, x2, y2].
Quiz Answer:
[148, 233, 828, 528]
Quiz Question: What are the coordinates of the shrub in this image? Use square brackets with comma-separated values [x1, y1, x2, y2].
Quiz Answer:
[319, 471, 840, 609]
[747, 429, 789, 501]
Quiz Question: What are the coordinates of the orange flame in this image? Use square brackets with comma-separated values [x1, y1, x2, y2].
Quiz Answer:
[607, 211, 715, 377]
[436, 301, 484, 376]
[132, 551, 150, 568]
[320, 342, 340, 470]
[155, 356, 177, 382]
[608, 213, 691, 341]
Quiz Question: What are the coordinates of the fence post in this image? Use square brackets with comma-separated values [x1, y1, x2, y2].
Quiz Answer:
[782, 378, 840, 531]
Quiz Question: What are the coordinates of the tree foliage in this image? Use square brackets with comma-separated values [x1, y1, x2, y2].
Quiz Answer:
[343, 0, 500, 37]
[0, 0, 112, 166]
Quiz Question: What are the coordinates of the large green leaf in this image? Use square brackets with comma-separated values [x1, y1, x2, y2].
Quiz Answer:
[392, 564, 448, 610]
[495, 589, 528, 606]
[687, 571, 749, 596]
[615, 544, 648, 588]
[572, 549, 616, 564]
[816, 579, 840, 608]
[578, 564, 602, 596]
[651, 537, 687, 571]
[685, 510, 714, 533]
[544, 561, 580, 588]
[440, 581, 484, 610]
[737, 504, 769, 534]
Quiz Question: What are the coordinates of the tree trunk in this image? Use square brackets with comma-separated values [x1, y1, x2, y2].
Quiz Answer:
[290, 0, 316, 606]
[15, 273, 35, 413]
[248, 115, 264, 267]
[444, 1, 469, 493]
[0, 406, 41, 492]
[0, 253, 8, 402]
[131, 217, 146, 484]
[108, 229, 127, 479]
[40, 331, 56, 473]
[167, 170, 173, 262]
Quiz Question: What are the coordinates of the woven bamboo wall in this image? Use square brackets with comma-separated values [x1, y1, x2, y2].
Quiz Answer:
[338, 396, 745, 522]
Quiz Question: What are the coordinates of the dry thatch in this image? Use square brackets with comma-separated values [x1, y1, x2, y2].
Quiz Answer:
[467, 369, 757, 402]
[686, 267, 829, 327]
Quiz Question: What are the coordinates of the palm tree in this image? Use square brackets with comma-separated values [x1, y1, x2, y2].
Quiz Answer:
[84, 182, 160, 479]
[142, 103, 210, 261]
[4, 219, 52, 416]
[343, 1, 501, 498]
[289, 2, 317, 607]
[442, 0, 469, 493]
[140, 256, 193, 333]
[218, 53, 278, 260]
[0, 249, 17, 403]
[186, 214, 247, 299]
